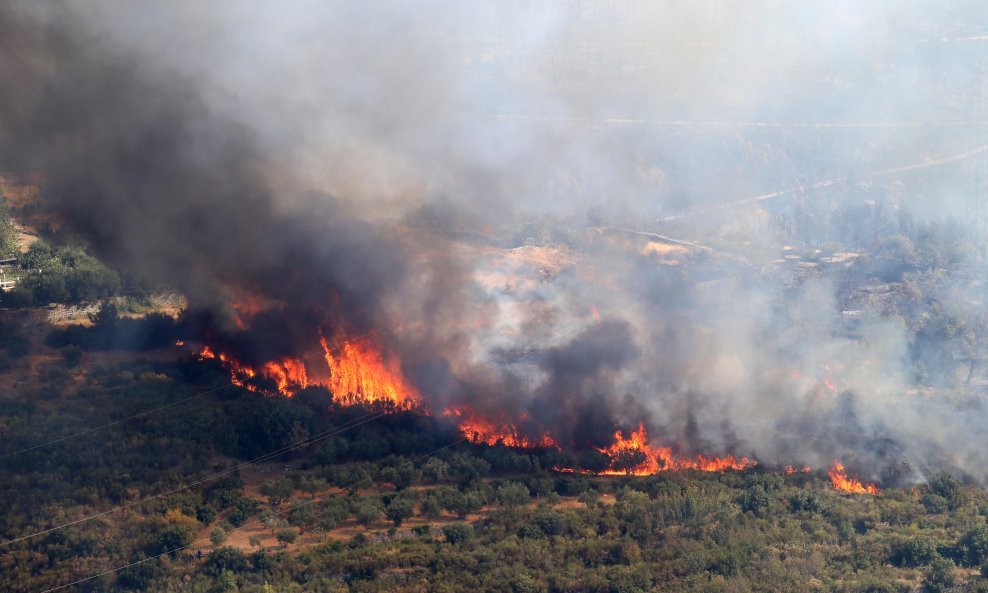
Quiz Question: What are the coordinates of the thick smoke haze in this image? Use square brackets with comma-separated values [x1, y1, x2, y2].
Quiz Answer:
[2, 1, 988, 484]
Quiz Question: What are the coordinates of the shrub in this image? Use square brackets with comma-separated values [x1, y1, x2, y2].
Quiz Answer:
[443, 523, 473, 545]
[890, 536, 938, 567]
[923, 556, 955, 593]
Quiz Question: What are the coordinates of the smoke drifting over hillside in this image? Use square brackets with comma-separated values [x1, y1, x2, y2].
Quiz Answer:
[2, 1, 988, 483]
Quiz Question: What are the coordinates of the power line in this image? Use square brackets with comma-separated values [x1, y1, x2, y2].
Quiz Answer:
[38, 437, 468, 593]
[0, 382, 234, 461]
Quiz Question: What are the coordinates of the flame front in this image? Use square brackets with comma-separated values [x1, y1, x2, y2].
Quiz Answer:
[192, 330, 418, 404]
[828, 461, 880, 494]
[263, 358, 309, 396]
[593, 422, 753, 476]
[444, 407, 556, 449]
[320, 335, 420, 408]
[189, 310, 757, 474]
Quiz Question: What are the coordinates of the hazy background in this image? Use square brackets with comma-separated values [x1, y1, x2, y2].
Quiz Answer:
[2, 1, 988, 484]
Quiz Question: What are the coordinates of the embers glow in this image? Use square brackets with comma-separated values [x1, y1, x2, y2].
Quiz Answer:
[784, 464, 812, 475]
[828, 461, 880, 494]
[444, 406, 556, 449]
[593, 422, 754, 476]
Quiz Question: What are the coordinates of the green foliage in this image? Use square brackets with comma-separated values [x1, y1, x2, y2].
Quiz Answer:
[196, 504, 218, 524]
[959, 526, 988, 567]
[419, 493, 443, 520]
[532, 509, 567, 536]
[385, 497, 415, 526]
[210, 524, 231, 546]
[275, 528, 299, 547]
[0, 192, 17, 258]
[442, 523, 473, 544]
[923, 492, 950, 514]
[354, 497, 383, 529]
[227, 497, 259, 527]
[333, 465, 372, 496]
[4, 343, 988, 593]
[890, 536, 939, 567]
[5, 241, 126, 307]
[923, 556, 955, 593]
[379, 461, 418, 490]
[150, 523, 194, 557]
[496, 482, 531, 510]
[928, 473, 968, 511]
[421, 457, 449, 483]
[739, 485, 770, 516]
[259, 478, 294, 505]
[201, 547, 248, 578]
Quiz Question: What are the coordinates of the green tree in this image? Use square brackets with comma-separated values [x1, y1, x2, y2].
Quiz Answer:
[959, 526, 988, 567]
[259, 478, 294, 506]
[202, 547, 248, 577]
[442, 523, 473, 544]
[420, 494, 443, 520]
[355, 498, 383, 529]
[420, 458, 449, 483]
[890, 536, 938, 567]
[210, 524, 230, 546]
[297, 476, 326, 499]
[923, 556, 955, 593]
[496, 482, 531, 511]
[334, 466, 372, 496]
[0, 192, 17, 258]
[386, 497, 415, 526]
[447, 491, 483, 519]
[928, 473, 967, 511]
[275, 528, 299, 547]
[380, 463, 418, 490]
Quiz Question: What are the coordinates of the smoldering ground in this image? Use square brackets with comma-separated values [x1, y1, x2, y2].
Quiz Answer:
[2, 2, 988, 484]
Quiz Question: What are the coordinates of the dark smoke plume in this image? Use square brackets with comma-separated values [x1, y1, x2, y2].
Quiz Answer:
[4, 2, 988, 484]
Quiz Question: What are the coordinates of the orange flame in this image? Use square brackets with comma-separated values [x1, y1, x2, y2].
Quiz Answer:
[198, 328, 421, 406]
[784, 465, 812, 475]
[217, 352, 259, 392]
[828, 461, 880, 494]
[262, 358, 309, 396]
[593, 422, 754, 476]
[320, 335, 420, 408]
[444, 407, 556, 449]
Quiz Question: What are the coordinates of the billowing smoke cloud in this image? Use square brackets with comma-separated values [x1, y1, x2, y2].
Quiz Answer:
[2, 1, 988, 484]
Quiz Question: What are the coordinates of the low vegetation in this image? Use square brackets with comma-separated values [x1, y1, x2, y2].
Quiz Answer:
[0, 342, 986, 593]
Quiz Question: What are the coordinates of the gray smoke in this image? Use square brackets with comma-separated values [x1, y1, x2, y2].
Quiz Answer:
[2, 1, 988, 484]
